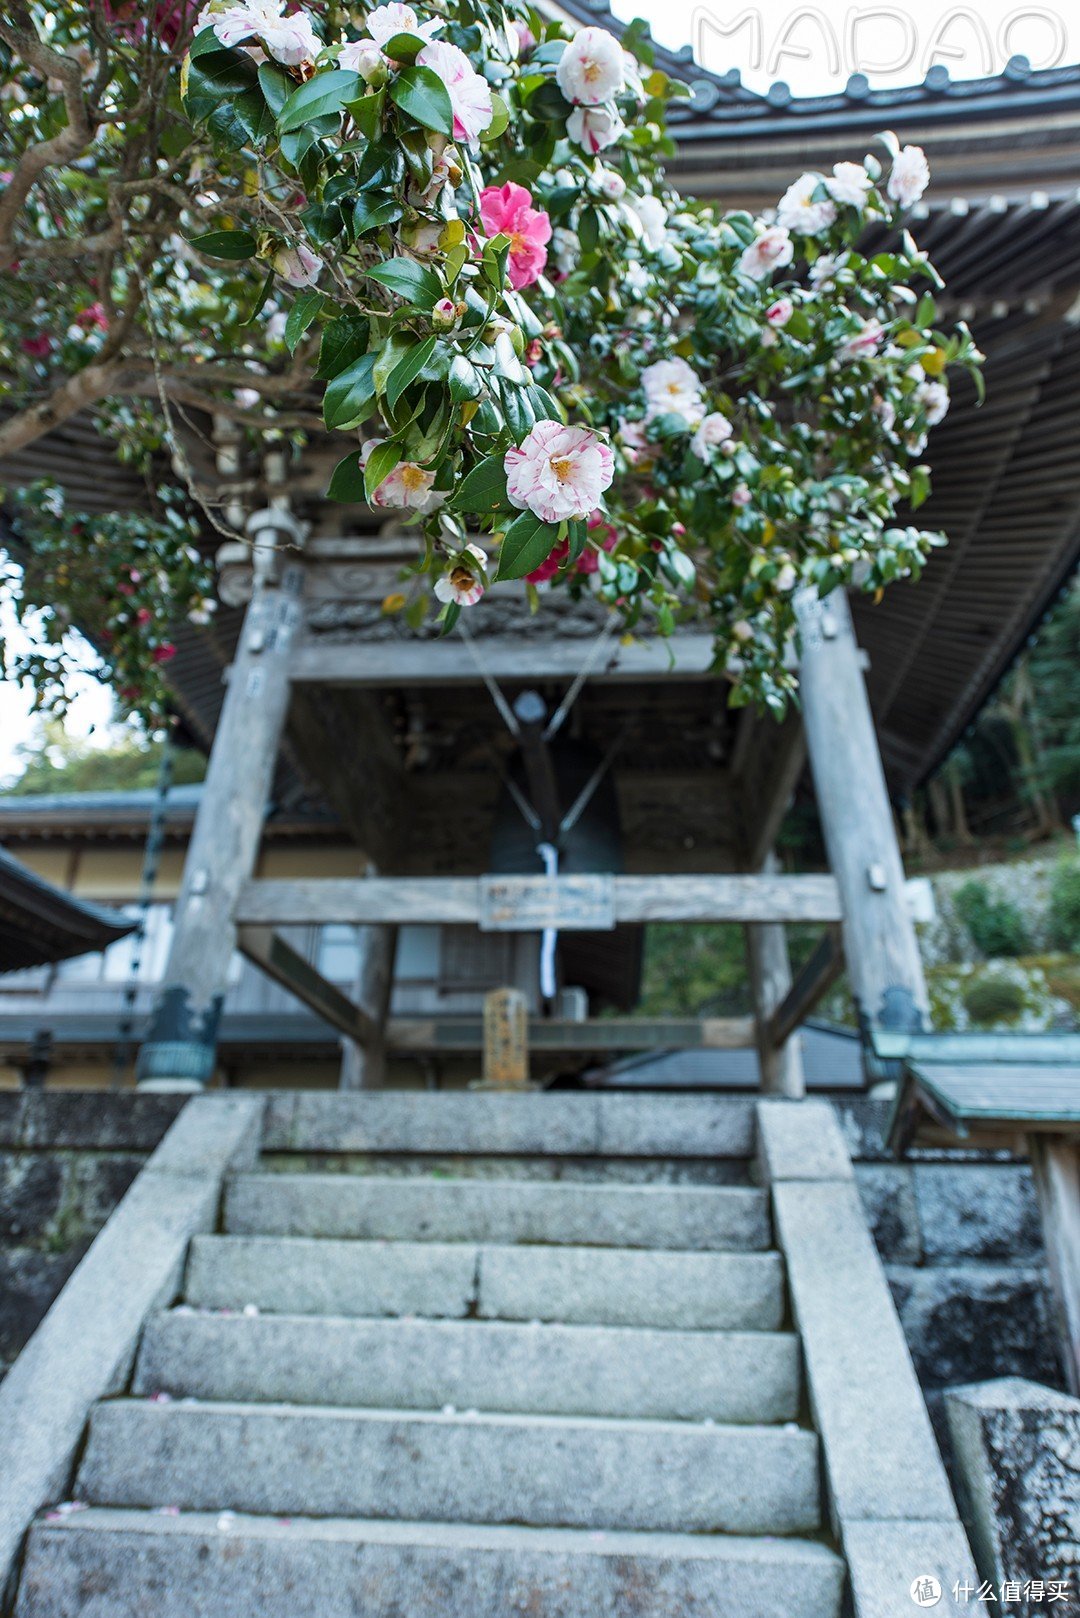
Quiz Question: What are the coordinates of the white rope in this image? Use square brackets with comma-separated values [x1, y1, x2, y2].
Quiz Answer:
[542, 613, 620, 740]
[458, 616, 522, 737]
[537, 840, 559, 1002]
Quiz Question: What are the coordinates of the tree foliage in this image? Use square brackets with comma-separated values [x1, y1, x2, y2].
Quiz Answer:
[0, 0, 981, 720]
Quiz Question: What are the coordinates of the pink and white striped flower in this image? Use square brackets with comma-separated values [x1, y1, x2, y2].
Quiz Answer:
[435, 543, 487, 606]
[360, 439, 442, 512]
[365, 2, 441, 50]
[737, 224, 793, 282]
[838, 317, 883, 362]
[765, 296, 793, 327]
[504, 420, 615, 524]
[198, 0, 321, 66]
[566, 103, 624, 155]
[272, 242, 322, 287]
[416, 40, 492, 144]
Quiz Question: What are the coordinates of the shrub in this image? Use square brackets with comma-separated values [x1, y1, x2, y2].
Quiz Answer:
[954, 880, 1031, 958]
[963, 978, 1027, 1026]
[1048, 860, 1080, 953]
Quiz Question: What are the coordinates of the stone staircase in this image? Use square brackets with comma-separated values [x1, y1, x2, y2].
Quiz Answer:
[16, 1093, 847, 1616]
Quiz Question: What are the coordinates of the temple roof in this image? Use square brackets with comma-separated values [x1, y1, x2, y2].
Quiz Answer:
[0, 845, 135, 973]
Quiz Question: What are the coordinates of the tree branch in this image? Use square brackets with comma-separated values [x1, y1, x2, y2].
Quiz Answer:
[0, 361, 138, 460]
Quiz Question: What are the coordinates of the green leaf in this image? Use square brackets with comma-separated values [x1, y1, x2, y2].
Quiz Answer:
[242, 267, 276, 326]
[368, 256, 443, 308]
[352, 194, 403, 235]
[346, 87, 385, 140]
[285, 289, 324, 353]
[323, 351, 378, 430]
[187, 229, 257, 260]
[316, 314, 369, 380]
[496, 510, 561, 581]
[386, 336, 438, 411]
[450, 456, 509, 514]
[364, 439, 403, 500]
[482, 91, 510, 142]
[448, 354, 481, 402]
[257, 62, 291, 115]
[326, 451, 366, 502]
[278, 69, 362, 133]
[381, 30, 424, 61]
[389, 65, 454, 138]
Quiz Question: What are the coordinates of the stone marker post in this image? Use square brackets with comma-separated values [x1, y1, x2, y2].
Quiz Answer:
[482, 987, 529, 1088]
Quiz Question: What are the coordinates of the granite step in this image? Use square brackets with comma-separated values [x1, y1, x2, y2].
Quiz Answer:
[76, 1401, 821, 1535]
[17, 1511, 846, 1618]
[184, 1233, 786, 1329]
[224, 1174, 771, 1251]
[133, 1311, 801, 1424]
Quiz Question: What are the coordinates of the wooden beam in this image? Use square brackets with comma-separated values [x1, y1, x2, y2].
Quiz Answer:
[744, 851, 806, 1099]
[290, 633, 723, 687]
[236, 873, 844, 928]
[237, 925, 378, 1046]
[766, 925, 845, 1051]
[386, 1015, 756, 1053]
[1027, 1134, 1080, 1397]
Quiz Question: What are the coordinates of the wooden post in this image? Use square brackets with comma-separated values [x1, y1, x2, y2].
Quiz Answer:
[1027, 1134, 1080, 1396]
[796, 588, 930, 1037]
[745, 853, 805, 1097]
[339, 924, 398, 1090]
[136, 517, 304, 1090]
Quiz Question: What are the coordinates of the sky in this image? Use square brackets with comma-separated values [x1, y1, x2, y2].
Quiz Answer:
[2, 0, 1076, 785]
[0, 600, 116, 787]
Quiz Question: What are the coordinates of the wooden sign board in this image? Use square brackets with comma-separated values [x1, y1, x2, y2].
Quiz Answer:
[479, 874, 615, 932]
[482, 987, 529, 1088]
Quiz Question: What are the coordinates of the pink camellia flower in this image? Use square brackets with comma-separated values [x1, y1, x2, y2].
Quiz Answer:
[198, 0, 321, 66]
[617, 418, 649, 464]
[434, 542, 487, 606]
[136, 607, 153, 625]
[21, 334, 52, 357]
[416, 40, 492, 144]
[512, 20, 536, 57]
[152, 643, 177, 664]
[555, 26, 625, 105]
[505, 420, 615, 525]
[272, 242, 322, 287]
[738, 224, 793, 282]
[432, 296, 459, 330]
[566, 104, 625, 155]
[732, 483, 752, 507]
[365, 2, 441, 49]
[360, 438, 443, 512]
[887, 144, 930, 209]
[838, 317, 883, 362]
[690, 411, 734, 459]
[479, 183, 551, 291]
[765, 297, 793, 327]
[0, 170, 12, 185]
[76, 302, 109, 330]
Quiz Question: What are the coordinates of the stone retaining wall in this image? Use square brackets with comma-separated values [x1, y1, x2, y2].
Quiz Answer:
[835, 1099, 1063, 1411]
[0, 1092, 185, 1381]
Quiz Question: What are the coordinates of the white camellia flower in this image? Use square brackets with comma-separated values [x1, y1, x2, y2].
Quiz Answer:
[775, 563, 798, 593]
[199, 0, 321, 66]
[642, 357, 705, 427]
[623, 260, 650, 299]
[566, 104, 624, 155]
[776, 173, 837, 235]
[737, 224, 793, 281]
[555, 26, 625, 106]
[887, 144, 930, 208]
[690, 411, 734, 458]
[434, 543, 487, 607]
[365, 2, 441, 49]
[272, 242, 322, 287]
[915, 379, 949, 424]
[338, 38, 386, 80]
[629, 192, 668, 250]
[504, 420, 615, 524]
[808, 253, 839, 286]
[731, 618, 754, 643]
[594, 167, 626, 201]
[826, 161, 872, 207]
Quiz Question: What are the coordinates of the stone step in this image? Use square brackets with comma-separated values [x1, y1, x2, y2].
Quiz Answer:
[185, 1234, 786, 1330]
[76, 1402, 821, 1536]
[18, 1511, 846, 1618]
[224, 1174, 771, 1251]
[262, 1091, 756, 1160]
[134, 1312, 800, 1424]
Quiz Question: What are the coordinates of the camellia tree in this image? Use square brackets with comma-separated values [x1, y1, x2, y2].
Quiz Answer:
[0, 0, 982, 722]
